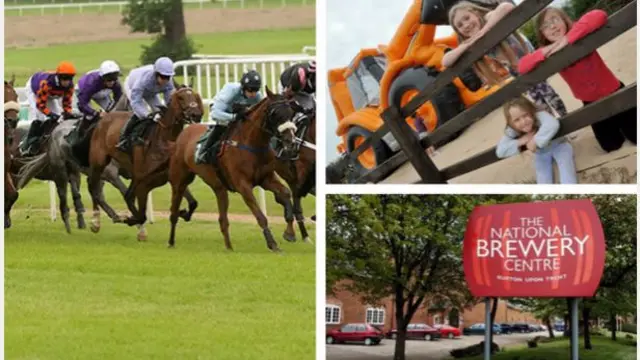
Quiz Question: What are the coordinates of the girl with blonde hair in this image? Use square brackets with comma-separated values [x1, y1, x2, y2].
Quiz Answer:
[443, 0, 568, 117]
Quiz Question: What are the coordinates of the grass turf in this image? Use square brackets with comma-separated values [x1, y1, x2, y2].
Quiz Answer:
[464, 336, 636, 360]
[5, 27, 316, 85]
[6, 215, 315, 359]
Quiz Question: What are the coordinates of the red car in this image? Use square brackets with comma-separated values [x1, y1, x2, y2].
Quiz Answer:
[326, 323, 384, 346]
[434, 324, 462, 339]
[386, 323, 442, 341]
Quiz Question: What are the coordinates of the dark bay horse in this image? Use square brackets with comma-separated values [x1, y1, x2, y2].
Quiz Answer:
[274, 112, 315, 243]
[87, 86, 204, 239]
[5, 78, 20, 228]
[167, 87, 298, 252]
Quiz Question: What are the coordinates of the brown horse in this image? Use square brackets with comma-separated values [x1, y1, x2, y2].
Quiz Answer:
[87, 85, 204, 238]
[167, 87, 299, 252]
[274, 111, 315, 243]
[5, 78, 20, 228]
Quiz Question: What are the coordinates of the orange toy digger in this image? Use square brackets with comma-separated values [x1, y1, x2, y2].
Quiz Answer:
[328, 0, 505, 178]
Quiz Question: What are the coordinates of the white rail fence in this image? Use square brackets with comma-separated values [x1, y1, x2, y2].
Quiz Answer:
[5, 0, 313, 16]
[14, 53, 315, 222]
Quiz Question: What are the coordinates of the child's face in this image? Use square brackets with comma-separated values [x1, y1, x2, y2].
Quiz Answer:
[453, 9, 482, 38]
[540, 11, 568, 43]
[508, 106, 535, 134]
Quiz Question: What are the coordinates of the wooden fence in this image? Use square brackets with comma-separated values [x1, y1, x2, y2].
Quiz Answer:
[326, 0, 637, 184]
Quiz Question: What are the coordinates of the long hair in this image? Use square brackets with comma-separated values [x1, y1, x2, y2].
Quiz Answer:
[535, 7, 574, 46]
[502, 96, 541, 135]
[448, 1, 530, 85]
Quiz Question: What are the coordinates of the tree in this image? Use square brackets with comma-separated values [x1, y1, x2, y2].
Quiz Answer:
[327, 194, 530, 360]
[122, 0, 198, 65]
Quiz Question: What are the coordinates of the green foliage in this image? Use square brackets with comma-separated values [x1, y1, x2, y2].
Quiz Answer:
[621, 323, 637, 334]
[564, 0, 635, 19]
[121, 0, 196, 65]
[139, 35, 198, 65]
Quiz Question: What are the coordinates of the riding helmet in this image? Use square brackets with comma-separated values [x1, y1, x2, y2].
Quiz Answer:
[241, 70, 262, 92]
[154, 57, 175, 77]
[99, 60, 121, 81]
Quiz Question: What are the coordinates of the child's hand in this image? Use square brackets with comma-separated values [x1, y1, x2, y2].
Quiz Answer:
[518, 133, 534, 146]
[526, 138, 537, 152]
[541, 44, 556, 58]
[548, 36, 569, 56]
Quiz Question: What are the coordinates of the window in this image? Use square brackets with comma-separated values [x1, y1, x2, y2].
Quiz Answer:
[366, 307, 385, 325]
[345, 55, 387, 110]
[326, 305, 341, 325]
[433, 315, 442, 325]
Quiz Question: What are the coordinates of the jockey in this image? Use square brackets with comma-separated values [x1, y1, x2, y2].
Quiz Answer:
[20, 61, 77, 156]
[116, 56, 175, 152]
[75, 60, 122, 140]
[196, 69, 263, 164]
[280, 60, 316, 96]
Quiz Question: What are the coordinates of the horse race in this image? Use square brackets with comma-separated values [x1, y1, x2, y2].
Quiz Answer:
[4, 1, 316, 358]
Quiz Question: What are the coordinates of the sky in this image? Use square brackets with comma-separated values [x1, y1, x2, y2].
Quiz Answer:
[324, 0, 568, 162]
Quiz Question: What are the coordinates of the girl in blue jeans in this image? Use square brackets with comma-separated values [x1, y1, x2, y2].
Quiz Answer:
[496, 96, 577, 184]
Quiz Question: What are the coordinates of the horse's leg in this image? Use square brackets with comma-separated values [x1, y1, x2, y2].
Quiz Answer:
[54, 175, 72, 233]
[179, 178, 198, 222]
[5, 172, 19, 229]
[237, 180, 281, 252]
[211, 187, 232, 251]
[87, 154, 109, 233]
[261, 174, 295, 243]
[68, 171, 86, 230]
[168, 174, 189, 248]
[293, 194, 312, 244]
[94, 180, 122, 223]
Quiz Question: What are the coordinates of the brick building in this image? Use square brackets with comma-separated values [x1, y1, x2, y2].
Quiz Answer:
[326, 281, 540, 332]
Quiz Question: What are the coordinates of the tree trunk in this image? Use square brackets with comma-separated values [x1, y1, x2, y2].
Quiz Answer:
[393, 291, 406, 360]
[489, 297, 498, 351]
[165, 0, 186, 45]
[545, 316, 555, 339]
[582, 306, 592, 350]
[610, 313, 617, 341]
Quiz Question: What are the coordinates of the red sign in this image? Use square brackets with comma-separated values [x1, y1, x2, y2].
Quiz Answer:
[463, 199, 605, 297]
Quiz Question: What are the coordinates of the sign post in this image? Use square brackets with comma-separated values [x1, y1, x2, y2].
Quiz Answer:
[463, 199, 606, 360]
[484, 298, 491, 359]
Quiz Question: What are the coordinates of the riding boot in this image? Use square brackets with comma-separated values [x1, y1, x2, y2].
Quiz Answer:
[196, 125, 226, 164]
[20, 120, 43, 156]
[116, 115, 139, 152]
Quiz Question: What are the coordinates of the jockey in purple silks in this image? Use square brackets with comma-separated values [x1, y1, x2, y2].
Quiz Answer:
[73, 60, 122, 144]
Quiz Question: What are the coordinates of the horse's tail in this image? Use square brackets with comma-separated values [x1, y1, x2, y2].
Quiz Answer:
[16, 153, 48, 189]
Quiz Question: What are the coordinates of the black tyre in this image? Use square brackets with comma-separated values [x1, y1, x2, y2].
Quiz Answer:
[346, 126, 392, 179]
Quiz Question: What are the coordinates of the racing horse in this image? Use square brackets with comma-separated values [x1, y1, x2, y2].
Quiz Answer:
[86, 85, 204, 239]
[5, 78, 20, 228]
[167, 87, 299, 253]
[273, 93, 316, 243]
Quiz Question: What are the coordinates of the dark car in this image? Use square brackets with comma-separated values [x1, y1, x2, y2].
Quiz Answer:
[510, 323, 533, 333]
[326, 323, 384, 346]
[463, 323, 502, 335]
[496, 323, 512, 334]
[387, 323, 442, 341]
[554, 323, 565, 332]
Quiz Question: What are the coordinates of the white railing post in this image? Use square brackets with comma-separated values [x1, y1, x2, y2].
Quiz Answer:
[258, 187, 267, 216]
[49, 181, 57, 221]
[146, 191, 154, 223]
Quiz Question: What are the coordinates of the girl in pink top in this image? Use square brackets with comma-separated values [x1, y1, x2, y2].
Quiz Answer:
[518, 8, 636, 152]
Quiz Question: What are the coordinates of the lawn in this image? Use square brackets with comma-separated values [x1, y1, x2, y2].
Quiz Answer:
[14, 178, 316, 219]
[5, 214, 316, 359]
[5, 27, 316, 85]
[464, 336, 636, 360]
[5, 0, 315, 16]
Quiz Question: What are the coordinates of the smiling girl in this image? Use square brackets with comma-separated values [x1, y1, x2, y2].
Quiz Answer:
[518, 8, 636, 153]
[443, 1, 568, 117]
[496, 96, 577, 184]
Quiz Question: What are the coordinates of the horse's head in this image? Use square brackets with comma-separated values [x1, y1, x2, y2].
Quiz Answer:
[164, 85, 204, 126]
[258, 86, 300, 153]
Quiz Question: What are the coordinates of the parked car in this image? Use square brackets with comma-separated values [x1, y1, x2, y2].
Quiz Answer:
[387, 323, 442, 341]
[326, 323, 384, 346]
[463, 323, 502, 335]
[496, 323, 513, 334]
[433, 324, 462, 339]
[510, 323, 534, 333]
[554, 323, 565, 332]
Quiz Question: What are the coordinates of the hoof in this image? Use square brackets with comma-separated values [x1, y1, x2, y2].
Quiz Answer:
[5, 217, 11, 229]
[64, 222, 72, 234]
[167, 243, 175, 248]
[137, 232, 148, 242]
[77, 219, 86, 230]
[90, 223, 100, 233]
[303, 237, 314, 244]
[283, 232, 296, 243]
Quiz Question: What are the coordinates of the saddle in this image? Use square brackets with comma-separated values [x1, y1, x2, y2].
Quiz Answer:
[66, 120, 99, 167]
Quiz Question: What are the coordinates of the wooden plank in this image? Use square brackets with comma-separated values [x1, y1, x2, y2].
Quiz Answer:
[439, 84, 637, 180]
[382, 106, 444, 183]
[354, 3, 636, 184]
